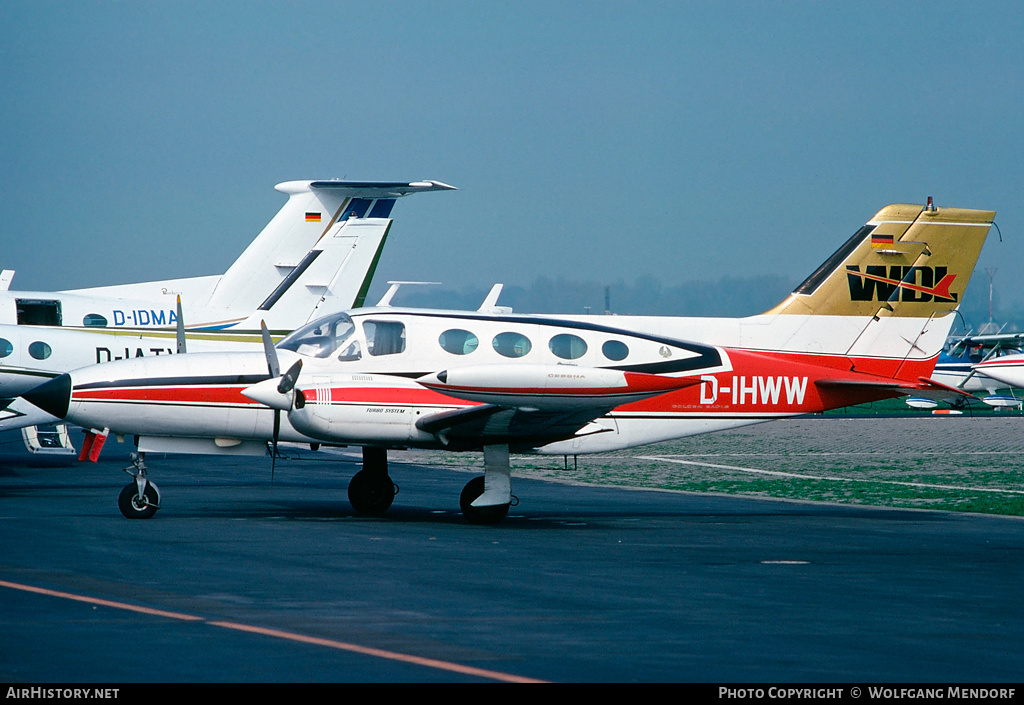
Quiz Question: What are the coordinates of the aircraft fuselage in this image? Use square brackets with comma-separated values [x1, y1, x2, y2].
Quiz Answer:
[33, 307, 939, 456]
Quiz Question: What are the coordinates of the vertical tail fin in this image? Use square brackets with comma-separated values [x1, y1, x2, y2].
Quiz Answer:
[766, 203, 994, 318]
[760, 202, 995, 378]
[210, 180, 456, 328]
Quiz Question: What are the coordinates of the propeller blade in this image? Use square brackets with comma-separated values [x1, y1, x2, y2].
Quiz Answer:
[257, 324, 291, 484]
[271, 408, 281, 482]
[261, 321, 280, 379]
[278, 359, 303, 394]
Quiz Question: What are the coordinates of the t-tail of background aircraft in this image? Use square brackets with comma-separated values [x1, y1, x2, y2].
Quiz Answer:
[20, 200, 995, 522]
[2, 179, 455, 334]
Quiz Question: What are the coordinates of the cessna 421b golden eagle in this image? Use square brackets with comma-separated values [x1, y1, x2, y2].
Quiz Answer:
[20, 200, 995, 523]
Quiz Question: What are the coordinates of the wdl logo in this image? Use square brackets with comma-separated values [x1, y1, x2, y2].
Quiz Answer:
[846, 266, 957, 303]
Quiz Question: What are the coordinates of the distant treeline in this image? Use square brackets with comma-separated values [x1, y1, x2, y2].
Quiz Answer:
[383, 272, 1022, 335]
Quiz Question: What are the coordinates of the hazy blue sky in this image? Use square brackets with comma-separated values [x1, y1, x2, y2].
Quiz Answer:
[2, 1, 1023, 311]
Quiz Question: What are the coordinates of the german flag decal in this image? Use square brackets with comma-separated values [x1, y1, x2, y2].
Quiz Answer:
[871, 233, 894, 248]
[305, 212, 322, 223]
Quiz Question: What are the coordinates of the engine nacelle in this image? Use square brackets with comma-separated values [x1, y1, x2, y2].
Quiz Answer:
[417, 364, 696, 410]
[286, 375, 465, 445]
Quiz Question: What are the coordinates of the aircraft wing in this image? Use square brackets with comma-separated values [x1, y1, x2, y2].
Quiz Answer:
[414, 364, 701, 450]
[945, 332, 1024, 364]
[415, 404, 615, 451]
[954, 332, 1024, 345]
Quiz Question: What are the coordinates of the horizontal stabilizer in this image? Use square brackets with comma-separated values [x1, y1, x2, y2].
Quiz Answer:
[915, 376, 977, 398]
[815, 374, 974, 401]
[307, 180, 456, 198]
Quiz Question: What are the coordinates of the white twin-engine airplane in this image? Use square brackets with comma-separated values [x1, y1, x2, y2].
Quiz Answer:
[0, 179, 454, 422]
[19, 201, 995, 524]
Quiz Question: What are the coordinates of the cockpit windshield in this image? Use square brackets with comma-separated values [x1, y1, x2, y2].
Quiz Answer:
[277, 312, 358, 359]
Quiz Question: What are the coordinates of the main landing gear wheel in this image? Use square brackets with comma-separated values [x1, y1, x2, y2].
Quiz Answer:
[348, 469, 398, 516]
[118, 482, 159, 520]
[348, 448, 398, 517]
[459, 476, 510, 525]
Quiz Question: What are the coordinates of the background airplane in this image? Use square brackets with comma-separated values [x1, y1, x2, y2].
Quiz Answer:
[928, 331, 1024, 407]
[20, 200, 995, 523]
[0, 179, 454, 436]
[968, 350, 1024, 404]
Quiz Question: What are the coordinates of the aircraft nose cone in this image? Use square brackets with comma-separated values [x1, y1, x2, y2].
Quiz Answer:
[21, 373, 72, 419]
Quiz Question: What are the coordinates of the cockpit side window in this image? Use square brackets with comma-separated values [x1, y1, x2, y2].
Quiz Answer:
[337, 339, 361, 361]
[277, 313, 357, 359]
[364, 320, 406, 356]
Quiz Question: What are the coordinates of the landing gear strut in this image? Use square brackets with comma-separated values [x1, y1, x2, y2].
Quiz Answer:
[459, 444, 513, 525]
[348, 447, 398, 516]
[118, 453, 161, 519]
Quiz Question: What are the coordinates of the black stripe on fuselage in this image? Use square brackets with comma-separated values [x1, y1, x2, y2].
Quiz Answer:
[350, 311, 724, 374]
[74, 374, 271, 391]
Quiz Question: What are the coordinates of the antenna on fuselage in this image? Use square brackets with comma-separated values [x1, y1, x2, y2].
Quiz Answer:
[175, 296, 186, 354]
[375, 281, 442, 307]
[479, 283, 512, 313]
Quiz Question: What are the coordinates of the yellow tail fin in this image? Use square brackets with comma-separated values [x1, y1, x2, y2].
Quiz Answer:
[765, 203, 995, 318]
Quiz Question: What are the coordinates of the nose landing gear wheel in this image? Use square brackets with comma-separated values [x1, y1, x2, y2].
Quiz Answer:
[459, 476, 510, 525]
[118, 482, 160, 519]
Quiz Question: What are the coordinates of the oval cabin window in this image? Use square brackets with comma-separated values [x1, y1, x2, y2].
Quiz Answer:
[601, 340, 629, 361]
[492, 332, 532, 358]
[439, 329, 479, 355]
[549, 334, 587, 360]
[28, 341, 52, 360]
